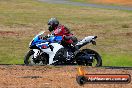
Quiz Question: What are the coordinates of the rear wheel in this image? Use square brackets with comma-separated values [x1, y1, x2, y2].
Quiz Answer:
[75, 49, 102, 66]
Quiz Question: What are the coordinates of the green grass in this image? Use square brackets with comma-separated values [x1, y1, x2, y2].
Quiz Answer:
[102, 53, 132, 66]
[0, 0, 132, 66]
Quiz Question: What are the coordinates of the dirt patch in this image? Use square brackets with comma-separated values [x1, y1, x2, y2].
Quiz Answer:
[0, 65, 131, 88]
[126, 32, 132, 36]
[0, 31, 19, 36]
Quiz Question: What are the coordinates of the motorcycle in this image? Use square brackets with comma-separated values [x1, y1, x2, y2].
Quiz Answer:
[24, 31, 102, 66]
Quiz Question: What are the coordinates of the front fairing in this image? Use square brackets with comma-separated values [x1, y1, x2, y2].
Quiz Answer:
[29, 31, 63, 49]
[29, 31, 47, 47]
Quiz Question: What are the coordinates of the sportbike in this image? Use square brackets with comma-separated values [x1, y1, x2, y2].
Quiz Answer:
[24, 31, 102, 66]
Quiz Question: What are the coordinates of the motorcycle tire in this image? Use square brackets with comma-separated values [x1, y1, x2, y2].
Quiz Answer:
[24, 50, 34, 65]
[75, 49, 102, 66]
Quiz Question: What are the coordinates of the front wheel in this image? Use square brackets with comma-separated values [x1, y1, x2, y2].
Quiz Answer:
[75, 49, 102, 66]
[24, 50, 34, 65]
[24, 50, 49, 65]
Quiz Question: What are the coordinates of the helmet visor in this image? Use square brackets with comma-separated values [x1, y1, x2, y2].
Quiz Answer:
[48, 25, 54, 32]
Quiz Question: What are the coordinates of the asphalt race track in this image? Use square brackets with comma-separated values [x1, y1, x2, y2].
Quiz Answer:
[38, 0, 132, 11]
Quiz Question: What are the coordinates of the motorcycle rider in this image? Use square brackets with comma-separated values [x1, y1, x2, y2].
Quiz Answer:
[41, 18, 78, 48]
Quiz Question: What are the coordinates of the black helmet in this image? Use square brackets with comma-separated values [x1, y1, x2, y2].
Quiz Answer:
[48, 18, 59, 32]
